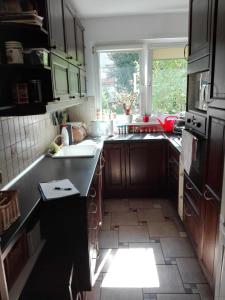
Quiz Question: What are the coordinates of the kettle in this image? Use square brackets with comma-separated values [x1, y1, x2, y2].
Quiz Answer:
[157, 116, 178, 132]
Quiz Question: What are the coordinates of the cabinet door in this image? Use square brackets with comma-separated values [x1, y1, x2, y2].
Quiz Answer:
[103, 143, 126, 198]
[63, 0, 77, 63]
[76, 20, 85, 67]
[47, 0, 66, 57]
[206, 112, 225, 200]
[210, 0, 225, 109]
[168, 145, 179, 209]
[126, 141, 167, 197]
[51, 54, 70, 101]
[188, 0, 211, 63]
[202, 190, 219, 278]
[79, 69, 87, 97]
[183, 176, 203, 257]
[68, 64, 80, 98]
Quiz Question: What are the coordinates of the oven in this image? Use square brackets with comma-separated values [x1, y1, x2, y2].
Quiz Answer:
[182, 112, 207, 192]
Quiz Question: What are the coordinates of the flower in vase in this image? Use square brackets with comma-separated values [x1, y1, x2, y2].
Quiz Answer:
[117, 92, 138, 115]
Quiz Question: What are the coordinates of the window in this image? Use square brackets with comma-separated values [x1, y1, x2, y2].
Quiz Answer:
[99, 51, 141, 118]
[151, 48, 187, 115]
[96, 45, 187, 119]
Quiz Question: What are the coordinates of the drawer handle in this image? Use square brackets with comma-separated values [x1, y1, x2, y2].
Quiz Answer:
[186, 183, 193, 190]
[88, 202, 97, 214]
[184, 207, 192, 217]
[89, 187, 96, 198]
[89, 218, 98, 230]
[204, 190, 213, 201]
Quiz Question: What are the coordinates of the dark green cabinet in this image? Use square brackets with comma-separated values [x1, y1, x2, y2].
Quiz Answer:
[47, 0, 66, 58]
[68, 64, 80, 98]
[76, 20, 85, 68]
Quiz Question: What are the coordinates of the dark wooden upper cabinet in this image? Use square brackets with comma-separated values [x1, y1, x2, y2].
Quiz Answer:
[47, 0, 66, 57]
[210, 0, 225, 109]
[63, 0, 78, 63]
[188, 0, 212, 69]
[76, 20, 85, 67]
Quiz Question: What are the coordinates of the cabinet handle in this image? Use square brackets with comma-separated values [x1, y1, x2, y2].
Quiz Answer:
[78, 63, 82, 67]
[88, 202, 97, 214]
[89, 217, 98, 230]
[204, 190, 213, 201]
[184, 207, 192, 217]
[50, 45, 56, 49]
[53, 97, 60, 101]
[69, 96, 76, 99]
[67, 56, 73, 60]
[80, 95, 85, 98]
[76, 293, 82, 300]
[186, 183, 193, 190]
[89, 187, 96, 198]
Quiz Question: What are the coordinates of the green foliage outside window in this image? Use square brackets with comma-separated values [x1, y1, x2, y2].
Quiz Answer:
[152, 59, 187, 115]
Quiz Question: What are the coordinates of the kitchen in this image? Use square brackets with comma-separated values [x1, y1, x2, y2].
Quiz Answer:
[0, 0, 224, 300]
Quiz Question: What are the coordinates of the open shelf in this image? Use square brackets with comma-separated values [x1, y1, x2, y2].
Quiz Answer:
[0, 103, 47, 116]
[0, 22, 48, 36]
[0, 64, 51, 71]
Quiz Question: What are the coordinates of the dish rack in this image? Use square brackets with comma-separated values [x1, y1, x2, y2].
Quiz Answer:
[0, 190, 20, 234]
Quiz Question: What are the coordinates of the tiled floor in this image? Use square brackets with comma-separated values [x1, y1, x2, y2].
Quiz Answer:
[86, 198, 213, 300]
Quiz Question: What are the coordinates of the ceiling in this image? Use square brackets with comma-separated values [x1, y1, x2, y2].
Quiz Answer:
[74, 0, 189, 19]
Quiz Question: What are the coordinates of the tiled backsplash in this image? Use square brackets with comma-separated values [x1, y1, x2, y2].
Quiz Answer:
[0, 114, 59, 189]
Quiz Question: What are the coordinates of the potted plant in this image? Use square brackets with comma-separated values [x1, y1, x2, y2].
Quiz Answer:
[117, 91, 137, 123]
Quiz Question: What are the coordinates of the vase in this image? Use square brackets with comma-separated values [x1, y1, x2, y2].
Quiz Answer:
[124, 114, 133, 124]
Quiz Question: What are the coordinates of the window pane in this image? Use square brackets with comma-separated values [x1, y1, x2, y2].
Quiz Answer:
[99, 51, 141, 118]
[152, 58, 187, 115]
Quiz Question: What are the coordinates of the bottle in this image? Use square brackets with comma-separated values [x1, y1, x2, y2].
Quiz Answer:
[61, 126, 69, 146]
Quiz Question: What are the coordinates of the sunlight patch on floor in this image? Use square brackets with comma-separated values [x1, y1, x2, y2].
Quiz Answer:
[101, 248, 160, 288]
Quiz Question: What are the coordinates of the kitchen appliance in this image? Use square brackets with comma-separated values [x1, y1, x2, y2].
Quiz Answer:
[188, 71, 210, 112]
[182, 112, 207, 191]
[89, 120, 113, 137]
[173, 117, 185, 135]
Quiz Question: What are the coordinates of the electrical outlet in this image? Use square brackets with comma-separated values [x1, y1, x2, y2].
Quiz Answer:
[0, 171, 2, 185]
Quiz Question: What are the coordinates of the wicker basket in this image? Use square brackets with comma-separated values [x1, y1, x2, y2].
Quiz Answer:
[0, 190, 20, 234]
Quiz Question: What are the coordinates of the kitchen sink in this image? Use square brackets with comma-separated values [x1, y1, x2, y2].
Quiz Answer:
[52, 144, 98, 158]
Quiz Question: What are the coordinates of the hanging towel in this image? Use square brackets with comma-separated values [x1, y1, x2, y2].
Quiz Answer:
[181, 130, 198, 175]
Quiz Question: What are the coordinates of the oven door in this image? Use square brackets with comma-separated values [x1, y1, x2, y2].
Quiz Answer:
[182, 129, 206, 192]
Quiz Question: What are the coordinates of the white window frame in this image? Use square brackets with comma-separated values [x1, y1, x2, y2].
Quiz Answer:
[94, 39, 188, 117]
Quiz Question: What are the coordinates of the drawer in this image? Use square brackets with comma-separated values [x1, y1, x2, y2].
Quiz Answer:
[184, 175, 202, 216]
[183, 195, 203, 256]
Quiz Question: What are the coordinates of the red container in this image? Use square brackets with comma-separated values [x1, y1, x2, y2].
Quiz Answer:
[157, 116, 178, 132]
[143, 115, 150, 122]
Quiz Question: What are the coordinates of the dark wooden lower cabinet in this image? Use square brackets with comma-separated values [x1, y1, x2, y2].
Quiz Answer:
[168, 144, 180, 209]
[103, 143, 126, 198]
[104, 141, 167, 198]
[201, 190, 220, 284]
[183, 175, 203, 258]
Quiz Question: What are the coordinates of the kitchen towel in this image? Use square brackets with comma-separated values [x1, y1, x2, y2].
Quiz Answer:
[181, 130, 198, 175]
[38, 179, 80, 201]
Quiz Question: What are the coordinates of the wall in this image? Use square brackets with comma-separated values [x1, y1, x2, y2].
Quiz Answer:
[82, 12, 189, 96]
[0, 114, 58, 189]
